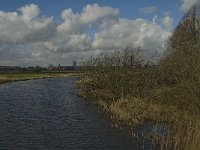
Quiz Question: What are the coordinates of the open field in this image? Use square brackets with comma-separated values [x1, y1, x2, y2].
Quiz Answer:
[0, 71, 80, 84]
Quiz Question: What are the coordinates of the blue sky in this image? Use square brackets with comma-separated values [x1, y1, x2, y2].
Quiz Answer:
[0, 0, 197, 66]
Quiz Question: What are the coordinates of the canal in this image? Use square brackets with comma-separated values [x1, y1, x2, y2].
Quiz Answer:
[0, 77, 155, 149]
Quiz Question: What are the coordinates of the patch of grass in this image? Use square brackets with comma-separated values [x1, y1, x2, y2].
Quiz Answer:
[0, 71, 79, 84]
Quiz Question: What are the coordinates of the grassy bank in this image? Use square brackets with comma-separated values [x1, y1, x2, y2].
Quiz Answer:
[77, 52, 200, 149]
[77, 7, 200, 150]
[0, 71, 79, 84]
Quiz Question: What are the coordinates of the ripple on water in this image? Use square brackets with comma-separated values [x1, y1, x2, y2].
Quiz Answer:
[0, 77, 156, 150]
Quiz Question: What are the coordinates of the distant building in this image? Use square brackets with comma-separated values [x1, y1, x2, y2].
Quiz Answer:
[73, 61, 76, 68]
[48, 64, 55, 71]
[47, 63, 78, 71]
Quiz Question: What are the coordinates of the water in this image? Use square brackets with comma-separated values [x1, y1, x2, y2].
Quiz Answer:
[0, 77, 155, 150]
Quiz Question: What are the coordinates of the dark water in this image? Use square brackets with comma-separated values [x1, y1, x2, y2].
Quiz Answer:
[0, 77, 155, 150]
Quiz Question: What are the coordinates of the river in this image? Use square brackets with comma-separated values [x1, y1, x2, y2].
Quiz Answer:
[0, 77, 156, 150]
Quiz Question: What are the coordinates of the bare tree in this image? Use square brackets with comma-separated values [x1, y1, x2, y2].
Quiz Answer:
[159, 1, 200, 84]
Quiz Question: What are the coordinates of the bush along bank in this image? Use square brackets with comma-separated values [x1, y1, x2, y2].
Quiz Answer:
[77, 4, 200, 150]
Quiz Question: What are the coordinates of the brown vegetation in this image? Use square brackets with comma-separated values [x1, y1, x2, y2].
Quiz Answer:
[77, 2, 200, 150]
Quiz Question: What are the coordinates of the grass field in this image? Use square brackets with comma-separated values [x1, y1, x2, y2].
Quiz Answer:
[0, 71, 79, 84]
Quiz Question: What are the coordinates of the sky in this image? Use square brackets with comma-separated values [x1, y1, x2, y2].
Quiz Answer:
[0, 0, 198, 66]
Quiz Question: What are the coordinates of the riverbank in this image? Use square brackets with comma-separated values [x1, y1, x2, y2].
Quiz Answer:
[0, 72, 80, 84]
[77, 72, 200, 150]
[77, 44, 200, 149]
[76, 6, 200, 150]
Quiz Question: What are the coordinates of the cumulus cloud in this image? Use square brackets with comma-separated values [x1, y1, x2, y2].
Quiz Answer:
[0, 4, 96, 66]
[139, 6, 157, 14]
[161, 16, 173, 30]
[92, 18, 171, 51]
[0, 4, 55, 44]
[180, 0, 198, 12]
[81, 4, 119, 24]
[57, 4, 119, 32]
[0, 3, 171, 66]
[18, 3, 40, 21]
[44, 33, 91, 53]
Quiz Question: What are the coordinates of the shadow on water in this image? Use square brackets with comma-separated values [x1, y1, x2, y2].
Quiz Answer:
[0, 77, 158, 150]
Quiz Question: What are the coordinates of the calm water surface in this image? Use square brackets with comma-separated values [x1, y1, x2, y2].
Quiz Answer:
[0, 77, 155, 150]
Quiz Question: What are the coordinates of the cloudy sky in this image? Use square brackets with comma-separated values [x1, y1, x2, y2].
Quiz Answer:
[0, 0, 198, 66]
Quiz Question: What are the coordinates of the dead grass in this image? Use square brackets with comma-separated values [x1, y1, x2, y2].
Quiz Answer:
[77, 5, 200, 149]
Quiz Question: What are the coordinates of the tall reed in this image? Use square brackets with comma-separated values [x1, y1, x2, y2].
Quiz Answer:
[78, 2, 200, 149]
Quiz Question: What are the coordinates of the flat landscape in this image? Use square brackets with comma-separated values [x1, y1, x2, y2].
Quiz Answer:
[0, 72, 78, 84]
[0, 0, 200, 149]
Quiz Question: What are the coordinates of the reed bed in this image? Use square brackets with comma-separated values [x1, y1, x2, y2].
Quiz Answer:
[77, 4, 200, 149]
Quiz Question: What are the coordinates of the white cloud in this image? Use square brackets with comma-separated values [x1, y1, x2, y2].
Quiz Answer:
[80, 4, 119, 24]
[152, 15, 158, 24]
[57, 4, 119, 32]
[0, 3, 171, 66]
[57, 8, 81, 32]
[180, 0, 198, 12]
[44, 33, 91, 53]
[18, 3, 40, 21]
[139, 6, 157, 14]
[92, 18, 171, 52]
[0, 4, 54, 44]
[161, 16, 173, 30]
